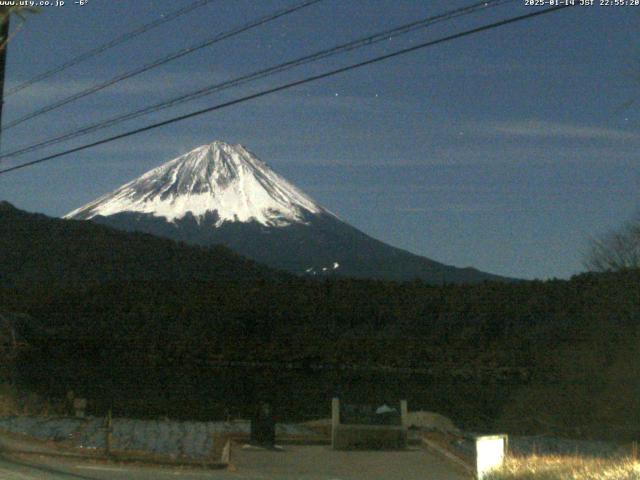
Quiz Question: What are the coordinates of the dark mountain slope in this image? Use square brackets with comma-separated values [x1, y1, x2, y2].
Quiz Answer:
[0, 201, 280, 290]
[91, 210, 504, 284]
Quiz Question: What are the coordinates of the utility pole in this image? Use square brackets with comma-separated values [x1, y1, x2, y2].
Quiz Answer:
[0, 8, 10, 151]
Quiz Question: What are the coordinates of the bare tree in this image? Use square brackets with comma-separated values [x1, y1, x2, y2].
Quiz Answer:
[585, 214, 640, 272]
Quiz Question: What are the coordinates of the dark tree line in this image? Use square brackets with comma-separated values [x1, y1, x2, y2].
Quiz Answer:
[2, 203, 640, 438]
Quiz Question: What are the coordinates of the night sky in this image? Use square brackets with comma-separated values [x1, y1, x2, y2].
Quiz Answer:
[1, 0, 638, 279]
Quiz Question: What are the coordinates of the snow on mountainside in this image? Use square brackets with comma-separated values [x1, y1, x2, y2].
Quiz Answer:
[65, 141, 327, 227]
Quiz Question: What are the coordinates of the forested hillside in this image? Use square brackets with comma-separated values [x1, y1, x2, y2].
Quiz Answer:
[2, 203, 639, 440]
[0, 201, 281, 289]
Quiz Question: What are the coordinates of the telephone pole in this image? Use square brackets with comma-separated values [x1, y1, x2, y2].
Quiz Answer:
[0, 8, 10, 151]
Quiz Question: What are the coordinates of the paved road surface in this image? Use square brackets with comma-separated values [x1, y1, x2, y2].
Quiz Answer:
[0, 446, 470, 480]
[0, 453, 228, 480]
[231, 445, 471, 480]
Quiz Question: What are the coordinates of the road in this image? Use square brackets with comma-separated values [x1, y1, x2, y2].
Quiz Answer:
[0, 453, 233, 480]
[0, 445, 471, 480]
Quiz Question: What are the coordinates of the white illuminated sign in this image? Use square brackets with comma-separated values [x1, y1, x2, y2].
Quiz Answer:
[476, 435, 507, 479]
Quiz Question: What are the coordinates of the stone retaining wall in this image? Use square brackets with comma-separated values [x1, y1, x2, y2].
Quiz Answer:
[0, 416, 319, 460]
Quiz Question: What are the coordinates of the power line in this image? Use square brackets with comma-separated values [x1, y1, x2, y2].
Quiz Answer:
[1, 0, 324, 131]
[5, 0, 218, 98]
[0, 5, 574, 177]
[0, 0, 516, 161]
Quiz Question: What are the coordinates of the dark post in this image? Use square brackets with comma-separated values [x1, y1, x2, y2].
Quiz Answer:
[249, 367, 276, 448]
[104, 408, 113, 457]
[0, 8, 10, 149]
[250, 400, 276, 448]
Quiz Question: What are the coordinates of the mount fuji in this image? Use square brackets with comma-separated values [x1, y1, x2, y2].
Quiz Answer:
[65, 141, 504, 283]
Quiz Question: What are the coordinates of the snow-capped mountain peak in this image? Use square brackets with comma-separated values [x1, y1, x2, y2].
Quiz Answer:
[65, 141, 327, 227]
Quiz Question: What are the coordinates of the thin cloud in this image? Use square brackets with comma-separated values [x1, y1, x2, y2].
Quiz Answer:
[486, 120, 640, 142]
[4, 70, 229, 104]
[395, 204, 504, 214]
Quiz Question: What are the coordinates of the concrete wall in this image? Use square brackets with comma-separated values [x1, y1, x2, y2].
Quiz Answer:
[0, 416, 320, 460]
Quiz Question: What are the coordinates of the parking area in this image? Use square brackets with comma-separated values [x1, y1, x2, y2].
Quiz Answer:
[230, 444, 471, 480]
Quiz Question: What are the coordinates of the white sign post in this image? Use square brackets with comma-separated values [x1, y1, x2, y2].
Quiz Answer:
[476, 434, 507, 479]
